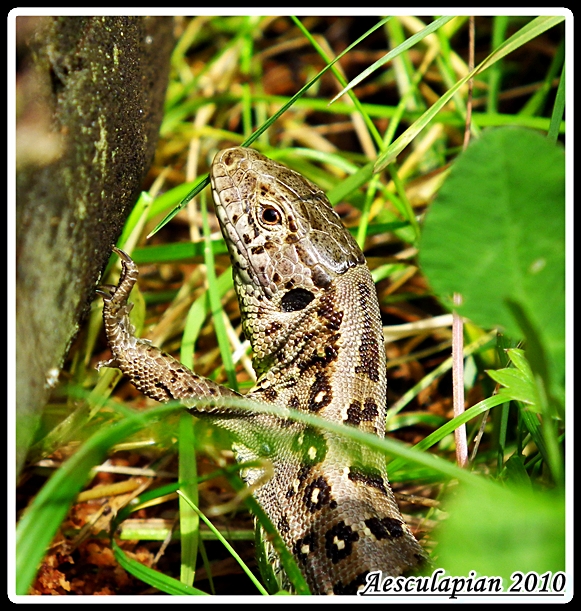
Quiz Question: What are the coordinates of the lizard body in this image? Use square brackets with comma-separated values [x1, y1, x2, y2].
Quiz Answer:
[100, 147, 424, 594]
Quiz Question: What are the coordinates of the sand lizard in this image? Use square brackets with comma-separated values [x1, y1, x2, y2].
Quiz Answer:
[99, 147, 425, 594]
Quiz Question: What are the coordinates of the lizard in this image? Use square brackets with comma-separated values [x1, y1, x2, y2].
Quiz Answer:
[99, 146, 426, 595]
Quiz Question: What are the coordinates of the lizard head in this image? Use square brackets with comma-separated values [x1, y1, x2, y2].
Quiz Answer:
[210, 147, 365, 314]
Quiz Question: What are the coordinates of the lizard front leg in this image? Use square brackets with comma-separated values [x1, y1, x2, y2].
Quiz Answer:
[98, 247, 240, 409]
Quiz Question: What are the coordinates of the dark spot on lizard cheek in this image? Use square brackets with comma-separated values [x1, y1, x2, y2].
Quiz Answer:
[285, 233, 300, 244]
[281, 287, 315, 312]
[311, 265, 332, 288]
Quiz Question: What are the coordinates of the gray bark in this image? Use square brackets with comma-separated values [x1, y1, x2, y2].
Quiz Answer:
[15, 16, 175, 475]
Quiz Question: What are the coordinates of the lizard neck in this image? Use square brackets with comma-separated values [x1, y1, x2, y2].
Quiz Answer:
[243, 265, 387, 437]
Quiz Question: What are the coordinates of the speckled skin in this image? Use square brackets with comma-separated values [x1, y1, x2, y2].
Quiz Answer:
[100, 147, 424, 594]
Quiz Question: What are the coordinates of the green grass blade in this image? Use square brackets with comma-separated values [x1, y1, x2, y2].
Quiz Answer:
[177, 491, 269, 595]
[486, 16, 509, 113]
[147, 174, 209, 238]
[151, 91, 563, 133]
[112, 539, 208, 595]
[376, 15, 565, 171]
[178, 412, 199, 587]
[330, 15, 456, 104]
[388, 394, 508, 476]
[519, 38, 564, 118]
[180, 269, 233, 370]
[130, 241, 228, 265]
[326, 159, 375, 205]
[116, 191, 154, 254]
[200, 191, 238, 391]
[548, 61, 566, 143]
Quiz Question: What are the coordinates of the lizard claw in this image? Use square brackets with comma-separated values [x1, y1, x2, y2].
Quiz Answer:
[112, 246, 132, 263]
[98, 247, 139, 333]
[95, 284, 116, 300]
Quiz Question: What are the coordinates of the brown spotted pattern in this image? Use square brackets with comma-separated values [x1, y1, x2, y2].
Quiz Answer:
[348, 464, 389, 496]
[365, 516, 405, 539]
[101, 148, 425, 595]
[344, 398, 379, 432]
[354, 281, 381, 383]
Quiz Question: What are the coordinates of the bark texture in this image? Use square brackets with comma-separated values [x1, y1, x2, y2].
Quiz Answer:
[15, 16, 175, 475]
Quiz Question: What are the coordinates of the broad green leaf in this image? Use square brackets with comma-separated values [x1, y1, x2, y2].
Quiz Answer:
[419, 127, 565, 408]
[488, 371, 537, 407]
[436, 484, 565, 586]
[503, 454, 532, 487]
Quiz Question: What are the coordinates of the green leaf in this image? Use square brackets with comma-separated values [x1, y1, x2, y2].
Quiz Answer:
[436, 484, 565, 585]
[419, 127, 565, 408]
[200, 192, 238, 391]
[503, 454, 532, 487]
[488, 368, 538, 406]
[178, 412, 199, 587]
[486, 347, 544, 411]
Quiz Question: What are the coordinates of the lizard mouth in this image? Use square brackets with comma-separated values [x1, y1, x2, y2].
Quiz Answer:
[210, 183, 256, 285]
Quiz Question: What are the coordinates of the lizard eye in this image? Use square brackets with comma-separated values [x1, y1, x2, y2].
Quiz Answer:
[261, 206, 282, 225]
